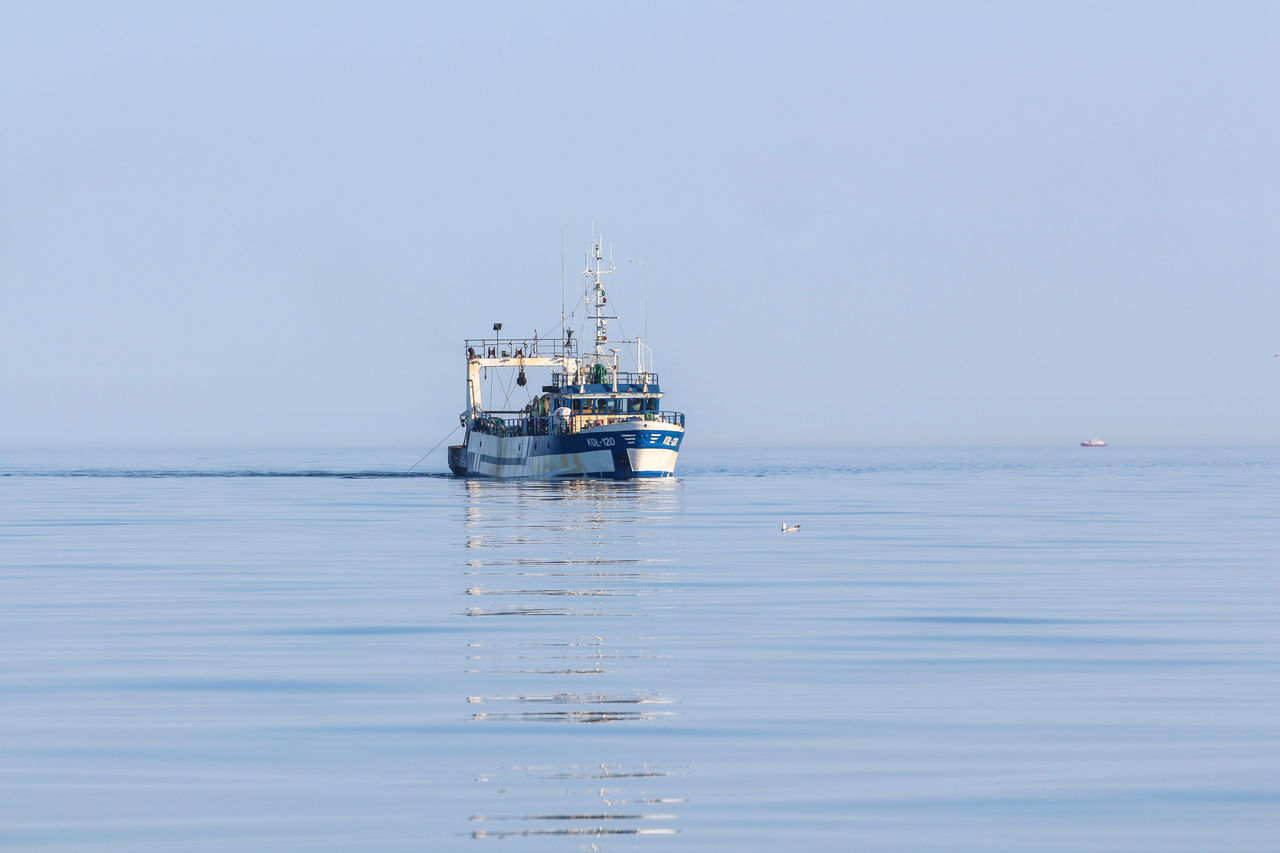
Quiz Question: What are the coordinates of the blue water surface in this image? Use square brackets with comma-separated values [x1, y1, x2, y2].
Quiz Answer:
[1, 447, 1277, 851]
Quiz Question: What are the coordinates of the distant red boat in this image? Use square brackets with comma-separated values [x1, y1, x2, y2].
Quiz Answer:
[1080, 438, 1107, 447]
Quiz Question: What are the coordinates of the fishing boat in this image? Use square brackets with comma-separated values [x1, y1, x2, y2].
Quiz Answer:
[1080, 438, 1107, 447]
[447, 237, 685, 478]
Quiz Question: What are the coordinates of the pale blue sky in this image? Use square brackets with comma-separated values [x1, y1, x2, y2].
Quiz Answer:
[3, 1, 1277, 450]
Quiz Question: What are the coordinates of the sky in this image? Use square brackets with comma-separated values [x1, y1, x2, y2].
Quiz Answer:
[2, 1, 1277, 450]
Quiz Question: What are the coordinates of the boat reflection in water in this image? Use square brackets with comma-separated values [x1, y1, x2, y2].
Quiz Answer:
[460, 477, 683, 840]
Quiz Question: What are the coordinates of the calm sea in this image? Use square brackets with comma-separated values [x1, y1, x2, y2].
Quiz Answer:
[2, 447, 1277, 851]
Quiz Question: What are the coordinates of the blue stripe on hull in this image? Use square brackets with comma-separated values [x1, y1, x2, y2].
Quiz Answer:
[511, 430, 683, 457]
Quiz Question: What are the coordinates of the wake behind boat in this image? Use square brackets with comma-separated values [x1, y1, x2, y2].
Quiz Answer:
[447, 237, 685, 479]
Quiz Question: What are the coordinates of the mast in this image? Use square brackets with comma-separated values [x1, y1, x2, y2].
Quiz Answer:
[584, 236, 616, 360]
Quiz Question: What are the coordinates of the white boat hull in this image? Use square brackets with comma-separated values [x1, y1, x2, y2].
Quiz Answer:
[459, 421, 683, 479]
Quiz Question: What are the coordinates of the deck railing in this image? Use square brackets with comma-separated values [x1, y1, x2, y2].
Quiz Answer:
[576, 409, 686, 427]
[549, 370, 659, 389]
[471, 410, 685, 437]
[465, 337, 573, 360]
[469, 413, 549, 438]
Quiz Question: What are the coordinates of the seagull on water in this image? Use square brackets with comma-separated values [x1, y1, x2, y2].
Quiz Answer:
[781, 522, 801, 533]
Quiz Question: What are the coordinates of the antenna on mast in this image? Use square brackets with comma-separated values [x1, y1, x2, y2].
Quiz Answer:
[629, 258, 648, 344]
[585, 232, 615, 360]
[560, 226, 565, 350]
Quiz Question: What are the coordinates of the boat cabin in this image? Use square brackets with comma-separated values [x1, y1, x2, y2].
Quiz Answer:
[460, 336, 683, 439]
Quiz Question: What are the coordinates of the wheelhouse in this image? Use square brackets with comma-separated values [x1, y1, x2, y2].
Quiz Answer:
[461, 348, 684, 439]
